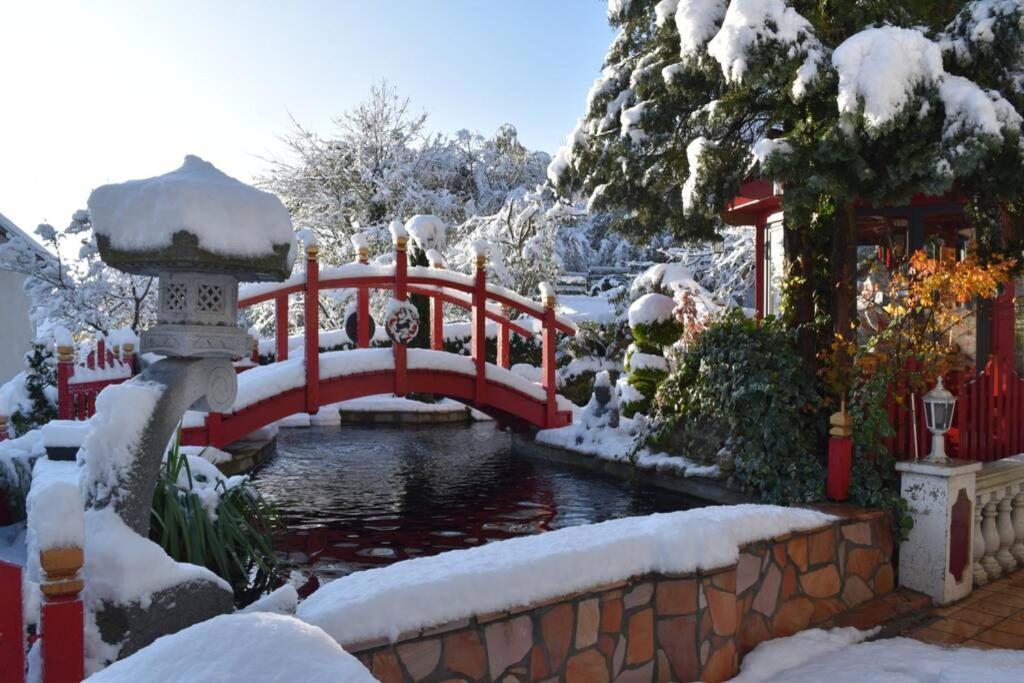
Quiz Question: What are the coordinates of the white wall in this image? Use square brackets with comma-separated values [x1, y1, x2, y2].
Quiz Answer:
[0, 269, 33, 382]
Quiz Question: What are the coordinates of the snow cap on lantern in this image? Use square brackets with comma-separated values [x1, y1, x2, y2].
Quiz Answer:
[87, 155, 295, 359]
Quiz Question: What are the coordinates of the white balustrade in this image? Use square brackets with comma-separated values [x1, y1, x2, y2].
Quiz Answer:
[974, 456, 1024, 587]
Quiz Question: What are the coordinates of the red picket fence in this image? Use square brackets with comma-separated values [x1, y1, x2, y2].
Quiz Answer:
[0, 558, 84, 682]
[57, 338, 135, 421]
[885, 355, 1024, 462]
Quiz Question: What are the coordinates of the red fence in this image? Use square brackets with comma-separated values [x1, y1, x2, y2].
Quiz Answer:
[1, 554, 84, 683]
[57, 338, 134, 421]
[885, 356, 1024, 462]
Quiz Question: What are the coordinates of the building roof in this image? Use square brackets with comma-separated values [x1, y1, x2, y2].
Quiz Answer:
[0, 211, 57, 263]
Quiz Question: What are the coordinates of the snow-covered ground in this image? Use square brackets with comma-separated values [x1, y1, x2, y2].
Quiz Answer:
[536, 415, 720, 479]
[557, 293, 616, 324]
[734, 627, 1024, 682]
[297, 505, 831, 646]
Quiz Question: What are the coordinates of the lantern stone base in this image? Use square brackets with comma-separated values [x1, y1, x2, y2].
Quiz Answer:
[141, 324, 250, 358]
[896, 459, 982, 605]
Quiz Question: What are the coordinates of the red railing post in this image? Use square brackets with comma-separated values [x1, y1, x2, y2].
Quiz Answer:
[96, 338, 105, 370]
[430, 259, 444, 352]
[56, 344, 74, 420]
[541, 284, 557, 427]
[40, 547, 84, 683]
[497, 313, 511, 369]
[275, 294, 289, 362]
[304, 244, 320, 414]
[393, 225, 409, 397]
[123, 342, 136, 375]
[205, 411, 222, 448]
[472, 252, 488, 405]
[357, 245, 371, 349]
[0, 561, 24, 680]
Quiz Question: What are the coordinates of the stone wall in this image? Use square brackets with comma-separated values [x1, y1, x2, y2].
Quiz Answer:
[350, 508, 894, 683]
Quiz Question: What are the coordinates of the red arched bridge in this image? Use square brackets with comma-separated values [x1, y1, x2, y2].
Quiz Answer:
[38, 242, 577, 448]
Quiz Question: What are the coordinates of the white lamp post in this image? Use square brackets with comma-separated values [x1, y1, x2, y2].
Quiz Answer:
[922, 377, 957, 463]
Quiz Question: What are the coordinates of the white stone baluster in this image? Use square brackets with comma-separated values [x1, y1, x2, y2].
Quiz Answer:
[1011, 489, 1024, 567]
[997, 488, 1019, 573]
[974, 499, 988, 586]
[982, 497, 1003, 580]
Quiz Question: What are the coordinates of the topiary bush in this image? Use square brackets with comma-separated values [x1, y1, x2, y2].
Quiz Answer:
[647, 309, 825, 504]
[620, 293, 681, 417]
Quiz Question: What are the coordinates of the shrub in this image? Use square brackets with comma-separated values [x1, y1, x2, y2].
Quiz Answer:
[648, 309, 825, 504]
[150, 435, 281, 607]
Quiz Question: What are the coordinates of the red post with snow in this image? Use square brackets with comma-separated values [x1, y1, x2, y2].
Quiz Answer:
[472, 247, 488, 405]
[274, 294, 289, 362]
[541, 283, 558, 427]
[392, 221, 409, 397]
[304, 243, 321, 414]
[356, 241, 371, 349]
[56, 345, 74, 420]
[0, 560, 24, 679]
[39, 547, 85, 683]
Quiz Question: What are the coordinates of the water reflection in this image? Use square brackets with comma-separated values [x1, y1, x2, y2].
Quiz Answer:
[254, 423, 697, 582]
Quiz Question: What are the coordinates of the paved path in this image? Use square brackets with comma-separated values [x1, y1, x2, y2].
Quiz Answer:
[908, 572, 1024, 649]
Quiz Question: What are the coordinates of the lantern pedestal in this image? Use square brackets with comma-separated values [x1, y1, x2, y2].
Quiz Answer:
[896, 459, 982, 605]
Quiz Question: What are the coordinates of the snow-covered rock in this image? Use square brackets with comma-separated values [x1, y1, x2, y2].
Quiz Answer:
[88, 155, 294, 260]
[87, 613, 375, 682]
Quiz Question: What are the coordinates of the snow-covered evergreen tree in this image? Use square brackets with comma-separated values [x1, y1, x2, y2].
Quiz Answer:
[10, 341, 57, 435]
[551, 0, 1024, 390]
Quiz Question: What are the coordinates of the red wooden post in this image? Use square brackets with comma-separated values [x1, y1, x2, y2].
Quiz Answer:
[472, 254, 488, 405]
[754, 214, 766, 323]
[0, 561, 24, 680]
[96, 338, 105, 370]
[122, 342, 135, 375]
[275, 294, 289, 362]
[206, 412, 222, 448]
[40, 547, 84, 683]
[56, 344, 74, 420]
[393, 231, 409, 397]
[497, 319, 511, 370]
[430, 259, 444, 352]
[304, 245, 320, 414]
[250, 336, 259, 364]
[356, 245, 371, 348]
[541, 285, 557, 427]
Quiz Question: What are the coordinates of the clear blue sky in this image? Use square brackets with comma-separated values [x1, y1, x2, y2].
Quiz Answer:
[1, 0, 613, 237]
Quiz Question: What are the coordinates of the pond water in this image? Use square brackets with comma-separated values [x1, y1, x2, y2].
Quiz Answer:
[254, 422, 702, 582]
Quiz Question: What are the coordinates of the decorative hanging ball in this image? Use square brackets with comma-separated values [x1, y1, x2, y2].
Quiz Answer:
[384, 299, 420, 345]
[345, 309, 376, 344]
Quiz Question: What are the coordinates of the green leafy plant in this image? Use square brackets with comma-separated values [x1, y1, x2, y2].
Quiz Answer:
[11, 342, 57, 436]
[648, 309, 825, 504]
[150, 433, 281, 606]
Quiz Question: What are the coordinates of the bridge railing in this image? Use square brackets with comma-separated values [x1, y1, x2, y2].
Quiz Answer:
[234, 232, 575, 432]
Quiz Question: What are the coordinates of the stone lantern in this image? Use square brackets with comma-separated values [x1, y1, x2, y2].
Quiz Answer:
[97, 232, 291, 359]
[82, 155, 295, 657]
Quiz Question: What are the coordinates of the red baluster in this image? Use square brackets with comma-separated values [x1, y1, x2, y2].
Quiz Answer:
[97, 338, 105, 370]
[541, 285, 557, 427]
[0, 561, 24, 680]
[497, 317, 511, 370]
[472, 254, 487, 405]
[40, 547, 84, 683]
[393, 230, 409, 397]
[275, 294, 289, 362]
[304, 245, 320, 414]
[430, 257, 444, 352]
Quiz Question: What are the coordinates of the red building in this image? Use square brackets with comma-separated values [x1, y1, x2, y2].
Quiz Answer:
[722, 180, 1021, 463]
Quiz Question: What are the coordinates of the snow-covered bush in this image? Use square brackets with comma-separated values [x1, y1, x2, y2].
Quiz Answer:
[150, 436, 280, 606]
[9, 341, 57, 436]
[559, 320, 631, 406]
[648, 309, 824, 504]
[620, 292, 682, 417]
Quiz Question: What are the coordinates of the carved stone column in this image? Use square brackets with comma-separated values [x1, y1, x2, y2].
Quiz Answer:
[982, 497, 1003, 580]
[997, 489, 1018, 573]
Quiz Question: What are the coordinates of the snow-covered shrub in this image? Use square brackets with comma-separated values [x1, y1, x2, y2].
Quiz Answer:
[150, 435, 280, 607]
[9, 341, 57, 436]
[620, 293, 682, 417]
[442, 329, 542, 367]
[647, 309, 825, 505]
[559, 320, 631, 406]
[0, 432, 40, 523]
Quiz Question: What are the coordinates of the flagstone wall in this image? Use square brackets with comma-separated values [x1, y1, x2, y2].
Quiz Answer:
[349, 507, 894, 683]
